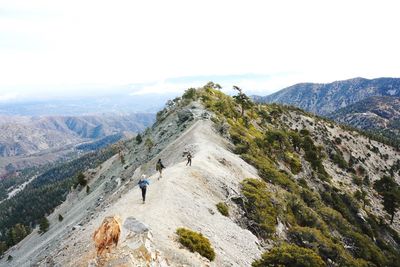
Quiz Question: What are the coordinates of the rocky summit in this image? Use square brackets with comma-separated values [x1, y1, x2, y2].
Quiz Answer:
[1, 85, 399, 266]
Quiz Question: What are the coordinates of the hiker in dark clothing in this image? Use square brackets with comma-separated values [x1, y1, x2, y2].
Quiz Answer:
[156, 159, 165, 179]
[138, 175, 149, 204]
[186, 152, 192, 166]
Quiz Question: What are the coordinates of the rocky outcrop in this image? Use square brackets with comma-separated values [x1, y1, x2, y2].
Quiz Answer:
[93, 216, 121, 256]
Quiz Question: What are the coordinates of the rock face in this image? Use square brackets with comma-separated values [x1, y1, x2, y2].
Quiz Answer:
[255, 77, 400, 115]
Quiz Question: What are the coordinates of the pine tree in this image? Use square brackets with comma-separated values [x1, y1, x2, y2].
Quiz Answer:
[58, 214, 63, 222]
[136, 134, 143, 144]
[374, 176, 400, 224]
[77, 172, 87, 187]
[232, 86, 253, 116]
[39, 217, 49, 234]
[0, 241, 8, 256]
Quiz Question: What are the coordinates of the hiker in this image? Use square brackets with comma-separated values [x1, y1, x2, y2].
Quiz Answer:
[138, 175, 149, 204]
[156, 159, 165, 179]
[186, 152, 192, 166]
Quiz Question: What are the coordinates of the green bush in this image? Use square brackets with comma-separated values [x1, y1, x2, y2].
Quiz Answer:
[7, 255, 13, 261]
[318, 207, 351, 234]
[300, 189, 321, 208]
[241, 179, 278, 238]
[287, 196, 328, 233]
[352, 175, 363, 186]
[302, 136, 328, 180]
[285, 152, 302, 174]
[242, 154, 298, 193]
[288, 226, 366, 266]
[38, 217, 49, 234]
[135, 134, 143, 144]
[182, 88, 197, 100]
[252, 243, 325, 267]
[216, 202, 229, 217]
[331, 150, 348, 169]
[176, 228, 215, 261]
[344, 231, 386, 266]
[76, 172, 87, 187]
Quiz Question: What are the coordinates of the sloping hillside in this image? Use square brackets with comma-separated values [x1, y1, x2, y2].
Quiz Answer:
[2, 86, 400, 266]
[254, 77, 400, 115]
[0, 113, 155, 157]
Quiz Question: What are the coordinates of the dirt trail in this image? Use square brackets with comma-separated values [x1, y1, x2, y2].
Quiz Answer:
[63, 120, 262, 266]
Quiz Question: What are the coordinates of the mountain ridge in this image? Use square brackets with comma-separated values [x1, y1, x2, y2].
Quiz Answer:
[254, 77, 400, 115]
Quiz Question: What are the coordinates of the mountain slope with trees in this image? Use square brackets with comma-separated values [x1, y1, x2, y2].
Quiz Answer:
[1, 84, 399, 266]
[328, 96, 400, 144]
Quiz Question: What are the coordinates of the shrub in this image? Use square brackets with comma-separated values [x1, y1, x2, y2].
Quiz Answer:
[77, 172, 87, 187]
[298, 178, 309, 189]
[0, 241, 7, 257]
[135, 134, 142, 144]
[58, 214, 63, 222]
[216, 202, 229, 217]
[288, 196, 328, 233]
[288, 226, 367, 266]
[176, 228, 215, 261]
[302, 136, 328, 179]
[352, 175, 363, 186]
[240, 179, 278, 238]
[182, 88, 197, 100]
[285, 152, 302, 174]
[331, 150, 348, 169]
[145, 138, 154, 151]
[38, 217, 49, 234]
[300, 189, 321, 208]
[242, 154, 297, 192]
[344, 231, 386, 266]
[252, 243, 325, 267]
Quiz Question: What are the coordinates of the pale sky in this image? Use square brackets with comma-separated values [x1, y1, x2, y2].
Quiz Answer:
[0, 0, 400, 101]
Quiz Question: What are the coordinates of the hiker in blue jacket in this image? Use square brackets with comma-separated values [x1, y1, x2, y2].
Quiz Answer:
[138, 175, 150, 204]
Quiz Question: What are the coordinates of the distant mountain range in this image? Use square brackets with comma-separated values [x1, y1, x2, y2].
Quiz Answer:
[253, 77, 400, 115]
[253, 77, 400, 143]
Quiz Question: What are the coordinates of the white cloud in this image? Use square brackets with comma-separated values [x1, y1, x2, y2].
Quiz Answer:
[0, 0, 399, 96]
[0, 93, 19, 102]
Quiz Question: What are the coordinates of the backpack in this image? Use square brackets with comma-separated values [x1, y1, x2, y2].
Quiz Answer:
[138, 180, 147, 189]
